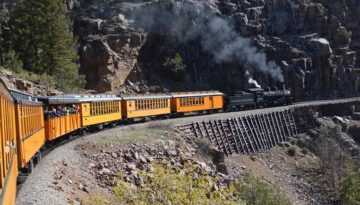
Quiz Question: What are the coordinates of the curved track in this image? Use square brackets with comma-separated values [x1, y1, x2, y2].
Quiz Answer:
[15, 97, 360, 204]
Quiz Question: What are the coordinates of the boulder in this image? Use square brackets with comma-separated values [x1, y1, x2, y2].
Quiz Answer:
[307, 38, 332, 58]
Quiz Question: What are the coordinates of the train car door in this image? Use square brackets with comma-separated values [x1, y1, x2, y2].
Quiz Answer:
[209, 97, 214, 109]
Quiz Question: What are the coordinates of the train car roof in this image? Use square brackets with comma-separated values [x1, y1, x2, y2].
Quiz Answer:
[170, 91, 224, 98]
[8, 88, 42, 105]
[121, 94, 171, 100]
[247, 88, 264, 93]
[37, 94, 122, 104]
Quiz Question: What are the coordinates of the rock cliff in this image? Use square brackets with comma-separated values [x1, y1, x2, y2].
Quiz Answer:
[69, 0, 360, 99]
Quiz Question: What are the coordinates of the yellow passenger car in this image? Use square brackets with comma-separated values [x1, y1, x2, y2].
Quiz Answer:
[10, 89, 46, 169]
[121, 95, 171, 119]
[37, 96, 83, 141]
[0, 82, 18, 205]
[80, 95, 122, 126]
[38, 95, 122, 136]
[171, 91, 224, 113]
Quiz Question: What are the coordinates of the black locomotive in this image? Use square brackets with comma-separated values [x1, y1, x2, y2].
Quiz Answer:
[225, 86, 293, 111]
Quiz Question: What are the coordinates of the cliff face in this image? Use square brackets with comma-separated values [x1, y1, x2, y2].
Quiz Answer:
[69, 0, 360, 99]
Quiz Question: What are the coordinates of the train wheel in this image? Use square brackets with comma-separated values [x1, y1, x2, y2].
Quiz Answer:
[36, 151, 42, 163]
[27, 159, 35, 173]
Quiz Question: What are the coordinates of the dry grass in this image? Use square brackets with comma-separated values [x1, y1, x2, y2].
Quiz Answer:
[88, 126, 169, 146]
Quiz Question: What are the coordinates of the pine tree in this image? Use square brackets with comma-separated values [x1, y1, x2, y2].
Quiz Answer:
[11, 0, 47, 73]
[43, 0, 85, 91]
[10, 0, 84, 91]
[0, 3, 22, 71]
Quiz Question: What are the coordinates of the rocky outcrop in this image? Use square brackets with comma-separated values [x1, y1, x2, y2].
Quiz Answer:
[0, 70, 61, 95]
[70, 0, 360, 99]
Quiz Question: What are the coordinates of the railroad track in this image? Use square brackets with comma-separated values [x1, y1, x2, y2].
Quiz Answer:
[16, 129, 88, 192]
[15, 96, 360, 192]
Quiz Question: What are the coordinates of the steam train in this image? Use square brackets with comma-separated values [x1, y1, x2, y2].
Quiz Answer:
[0, 79, 292, 205]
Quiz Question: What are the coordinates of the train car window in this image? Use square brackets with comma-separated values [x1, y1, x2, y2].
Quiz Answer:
[93, 102, 97, 115]
[96, 102, 99, 115]
[95, 102, 98, 115]
[105, 102, 108, 114]
[101, 102, 104, 114]
[94, 102, 97, 115]
[90, 103, 93, 115]
[129, 101, 132, 108]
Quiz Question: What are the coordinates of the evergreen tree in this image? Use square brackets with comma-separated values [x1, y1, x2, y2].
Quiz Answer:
[0, 3, 22, 71]
[11, 0, 84, 91]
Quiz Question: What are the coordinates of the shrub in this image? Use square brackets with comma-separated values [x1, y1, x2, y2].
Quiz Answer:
[81, 196, 105, 205]
[112, 163, 244, 205]
[162, 52, 186, 81]
[84, 161, 292, 205]
[16, 69, 56, 88]
[235, 173, 291, 205]
[339, 171, 360, 205]
[287, 146, 297, 156]
[301, 147, 310, 155]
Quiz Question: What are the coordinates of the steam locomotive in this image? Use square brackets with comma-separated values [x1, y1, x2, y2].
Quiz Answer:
[224, 86, 293, 111]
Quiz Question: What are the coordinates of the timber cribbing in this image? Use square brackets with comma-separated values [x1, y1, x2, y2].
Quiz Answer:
[179, 109, 298, 156]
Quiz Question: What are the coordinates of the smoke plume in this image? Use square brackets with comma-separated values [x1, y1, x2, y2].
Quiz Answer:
[130, 0, 284, 82]
[248, 78, 261, 88]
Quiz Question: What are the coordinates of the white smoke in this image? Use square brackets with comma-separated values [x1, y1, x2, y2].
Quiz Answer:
[130, 0, 284, 82]
[248, 78, 261, 88]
